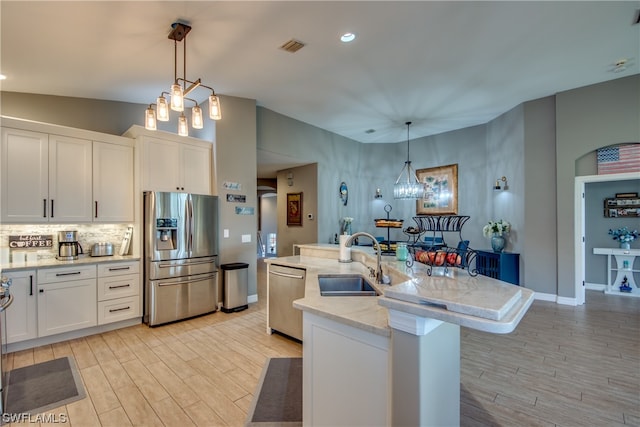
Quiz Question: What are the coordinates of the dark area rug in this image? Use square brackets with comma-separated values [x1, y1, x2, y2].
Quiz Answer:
[5, 356, 86, 414]
[245, 357, 302, 426]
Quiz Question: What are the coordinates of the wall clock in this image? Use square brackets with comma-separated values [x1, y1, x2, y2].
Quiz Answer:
[339, 182, 348, 206]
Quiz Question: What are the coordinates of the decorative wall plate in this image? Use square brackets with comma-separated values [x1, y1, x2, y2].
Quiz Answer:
[339, 182, 348, 206]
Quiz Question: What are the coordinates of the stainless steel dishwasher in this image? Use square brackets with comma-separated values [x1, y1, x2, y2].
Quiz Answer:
[268, 264, 306, 341]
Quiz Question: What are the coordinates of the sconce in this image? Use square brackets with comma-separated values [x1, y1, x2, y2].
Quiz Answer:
[494, 176, 508, 190]
[375, 188, 383, 199]
[287, 172, 293, 187]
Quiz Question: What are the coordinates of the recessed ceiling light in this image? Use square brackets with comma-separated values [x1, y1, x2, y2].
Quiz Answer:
[340, 33, 356, 43]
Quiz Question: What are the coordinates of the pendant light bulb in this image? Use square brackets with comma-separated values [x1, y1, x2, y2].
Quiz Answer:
[145, 106, 157, 131]
[192, 105, 204, 129]
[170, 84, 184, 112]
[209, 95, 222, 120]
[178, 113, 189, 136]
[156, 96, 169, 121]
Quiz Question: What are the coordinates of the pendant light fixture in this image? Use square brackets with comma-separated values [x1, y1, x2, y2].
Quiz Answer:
[145, 22, 222, 135]
[393, 121, 425, 199]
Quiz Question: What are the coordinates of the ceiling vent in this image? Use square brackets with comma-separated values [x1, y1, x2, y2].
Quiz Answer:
[279, 39, 305, 53]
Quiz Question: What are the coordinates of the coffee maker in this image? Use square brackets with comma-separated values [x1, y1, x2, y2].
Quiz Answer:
[57, 231, 83, 260]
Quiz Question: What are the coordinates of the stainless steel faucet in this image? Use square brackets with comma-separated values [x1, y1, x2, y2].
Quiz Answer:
[344, 232, 384, 284]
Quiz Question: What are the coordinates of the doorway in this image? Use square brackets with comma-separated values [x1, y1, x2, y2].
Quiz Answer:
[574, 171, 639, 305]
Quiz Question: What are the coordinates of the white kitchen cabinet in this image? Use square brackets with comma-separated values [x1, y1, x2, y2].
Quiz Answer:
[93, 141, 134, 222]
[97, 260, 141, 325]
[302, 311, 389, 426]
[2, 270, 38, 344]
[124, 126, 212, 194]
[37, 265, 97, 337]
[1, 127, 92, 223]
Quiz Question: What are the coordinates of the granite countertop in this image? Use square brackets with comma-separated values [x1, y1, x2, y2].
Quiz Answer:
[268, 243, 534, 337]
[1, 254, 141, 272]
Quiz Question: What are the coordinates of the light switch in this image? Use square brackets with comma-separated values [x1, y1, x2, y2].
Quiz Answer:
[242, 234, 251, 243]
[223, 229, 229, 238]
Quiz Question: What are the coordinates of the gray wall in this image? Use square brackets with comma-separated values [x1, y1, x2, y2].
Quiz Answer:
[556, 74, 640, 298]
[585, 179, 640, 285]
[523, 97, 558, 295]
[215, 95, 258, 296]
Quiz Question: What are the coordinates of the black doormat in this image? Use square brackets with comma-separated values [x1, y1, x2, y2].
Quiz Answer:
[245, 357, 302, 426]
[5, 356, 86, 415]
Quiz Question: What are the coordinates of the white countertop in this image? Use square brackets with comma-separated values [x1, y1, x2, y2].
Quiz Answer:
[1, 254, 140, 272]
[270, 243, 534, 336]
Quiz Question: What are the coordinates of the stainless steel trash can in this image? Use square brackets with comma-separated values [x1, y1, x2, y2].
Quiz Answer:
[221, 262, 249, 312]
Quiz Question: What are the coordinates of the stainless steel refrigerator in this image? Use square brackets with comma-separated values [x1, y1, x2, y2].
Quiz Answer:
[143, 191, 219, 326]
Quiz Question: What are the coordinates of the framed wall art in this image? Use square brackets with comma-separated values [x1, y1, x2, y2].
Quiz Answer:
[416, 163, 458, 215]
[287, 192, 303, 226]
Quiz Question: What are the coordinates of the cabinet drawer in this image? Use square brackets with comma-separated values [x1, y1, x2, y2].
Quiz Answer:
[97, 274, 139, 301]
[97, 261, 140, 277]
[98, 295, 140, 325]
[38, 264, 96, 284]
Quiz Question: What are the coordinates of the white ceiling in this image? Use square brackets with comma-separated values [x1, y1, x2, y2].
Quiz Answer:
[1, 1, 639, 147]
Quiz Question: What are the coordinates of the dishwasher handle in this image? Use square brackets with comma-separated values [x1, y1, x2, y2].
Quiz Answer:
[270, 270, 304, 280]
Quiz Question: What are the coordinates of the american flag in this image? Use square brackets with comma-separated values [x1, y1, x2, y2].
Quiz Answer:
[597, 144, 640, 175]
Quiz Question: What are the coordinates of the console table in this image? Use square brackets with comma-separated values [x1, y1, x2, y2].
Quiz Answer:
[593, 248, 639, 297]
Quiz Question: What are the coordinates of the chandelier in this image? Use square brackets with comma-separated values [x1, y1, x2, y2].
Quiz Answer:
[145, 22, 222, 136]
[393, 121, 425, 199]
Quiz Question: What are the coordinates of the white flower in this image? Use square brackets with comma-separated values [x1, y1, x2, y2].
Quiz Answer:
[342, 217, 353, 224]
[483, 219, 511, 237]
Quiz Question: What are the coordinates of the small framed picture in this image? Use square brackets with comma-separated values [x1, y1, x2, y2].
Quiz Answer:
[287, 192, 303, 226]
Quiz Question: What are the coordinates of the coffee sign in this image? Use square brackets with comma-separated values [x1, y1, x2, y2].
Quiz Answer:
[9, 235, 53, 248]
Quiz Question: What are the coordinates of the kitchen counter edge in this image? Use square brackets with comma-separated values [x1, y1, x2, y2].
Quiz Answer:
[1, 255, 141, 272]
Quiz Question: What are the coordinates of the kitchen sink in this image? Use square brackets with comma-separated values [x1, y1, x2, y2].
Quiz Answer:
[318, 274, 379, 296]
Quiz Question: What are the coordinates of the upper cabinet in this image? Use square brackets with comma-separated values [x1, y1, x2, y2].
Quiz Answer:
[93, 141, 134, 222]
[1, 118, 135, 223]
[1, 128, 91, 223]
[124, 126, 212, 195]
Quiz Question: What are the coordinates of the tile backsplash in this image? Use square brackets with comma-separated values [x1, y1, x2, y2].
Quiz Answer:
[1, 224, 132, 262]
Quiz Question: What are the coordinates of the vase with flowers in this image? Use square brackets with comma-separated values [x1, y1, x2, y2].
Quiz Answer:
[608, 227, 638, 250]
[483, 219, 511, 253]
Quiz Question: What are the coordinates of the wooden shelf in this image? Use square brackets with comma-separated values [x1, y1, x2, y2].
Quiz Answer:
[604, 197, 640, 217]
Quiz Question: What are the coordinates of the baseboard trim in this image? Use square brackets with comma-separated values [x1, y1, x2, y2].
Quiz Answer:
[585, 282, 606, 291]
[533, 292, 578, 306]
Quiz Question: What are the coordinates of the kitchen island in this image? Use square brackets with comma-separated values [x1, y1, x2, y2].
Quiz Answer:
[265, 243, 534, 426]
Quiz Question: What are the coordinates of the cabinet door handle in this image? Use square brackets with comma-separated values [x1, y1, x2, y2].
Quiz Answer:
[108, 284, 131, 289]
[29, 275, 33, 296]
[109, 306, 130, 313]
[50, 199, 54, 218]
[43, 199, 47, 217]
[55, 271, 82, 277]
[108, 267, 130, 271]
[95, 201, 98, 218]
[39, 289, 44, 293]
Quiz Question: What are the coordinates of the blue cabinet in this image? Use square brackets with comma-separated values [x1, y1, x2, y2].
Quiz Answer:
[476, 250, 520, 285]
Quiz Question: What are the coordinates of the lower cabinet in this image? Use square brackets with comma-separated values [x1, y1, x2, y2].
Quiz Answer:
[4, 260, 141, 346]
[3, 270, 37, 344]
[37, 265, 97, 337]
[302, 311, 389, 426]
[97, 261, 141, 325]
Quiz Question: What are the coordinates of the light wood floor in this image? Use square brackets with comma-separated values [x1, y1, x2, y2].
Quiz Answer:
[5, 261, 639, 426]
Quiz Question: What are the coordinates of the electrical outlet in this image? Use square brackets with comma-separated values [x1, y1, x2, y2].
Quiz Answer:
[223, 229, 229, 238]
[242, 234, 251, 243]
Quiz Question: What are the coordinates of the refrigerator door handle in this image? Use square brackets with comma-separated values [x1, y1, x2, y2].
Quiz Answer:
[187, 194, 194, 255]
[157, 273, 217, 287]
[158, 259, 216, 268]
